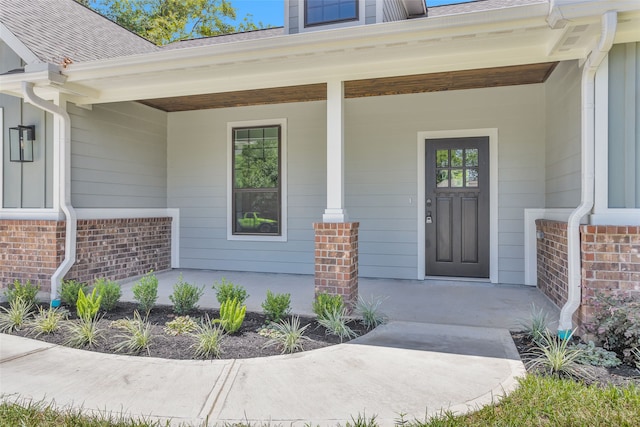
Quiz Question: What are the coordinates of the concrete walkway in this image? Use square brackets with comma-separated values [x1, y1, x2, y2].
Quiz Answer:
[0, 270, 559, 426]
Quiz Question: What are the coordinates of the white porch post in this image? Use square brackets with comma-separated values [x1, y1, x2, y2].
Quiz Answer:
[323, 79, 348, 222]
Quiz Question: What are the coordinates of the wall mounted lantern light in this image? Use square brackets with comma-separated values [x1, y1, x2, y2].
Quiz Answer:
[9, 125, 35, 162]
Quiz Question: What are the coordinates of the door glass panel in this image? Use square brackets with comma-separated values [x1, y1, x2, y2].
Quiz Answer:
[436, 150, 449, 167]
[465, 149, 478, 167]
[466, 169, 478, 187]
[451, 169, 463, 187]
[451, 149, 463, 167]
[436, 170, 449, 187]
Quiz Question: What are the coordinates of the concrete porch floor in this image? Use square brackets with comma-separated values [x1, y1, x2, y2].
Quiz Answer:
[120, 269, 560, 331]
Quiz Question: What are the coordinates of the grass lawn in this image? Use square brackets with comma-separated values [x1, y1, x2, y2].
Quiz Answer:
[2, 375, 639, 427]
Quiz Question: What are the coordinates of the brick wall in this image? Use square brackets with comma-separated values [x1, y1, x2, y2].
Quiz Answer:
[68, 218, 172, 285]
[579, 225, 640, 326]
[313, 222, 359, 307]
[0, 220, 66, 292]
[0, 217, 172, 295]
[536, 220, 640, 328]
[536, 219, 569, 308]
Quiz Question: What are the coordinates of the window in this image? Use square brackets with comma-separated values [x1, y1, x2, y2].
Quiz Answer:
[231, 124, 282, 237]
[305, 0, 358, 27]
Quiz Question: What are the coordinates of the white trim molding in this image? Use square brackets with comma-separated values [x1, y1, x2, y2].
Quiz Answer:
[226, 118, 288, 242]
[417, 128, 498, 283]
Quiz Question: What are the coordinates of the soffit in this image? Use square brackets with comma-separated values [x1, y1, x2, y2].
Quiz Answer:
[139, 62, 558, 112]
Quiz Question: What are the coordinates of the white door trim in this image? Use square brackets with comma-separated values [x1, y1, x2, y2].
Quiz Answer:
[417, 128, 498, 283]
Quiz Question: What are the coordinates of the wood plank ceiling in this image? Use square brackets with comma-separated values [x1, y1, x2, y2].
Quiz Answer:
[139, 62, 558, 112]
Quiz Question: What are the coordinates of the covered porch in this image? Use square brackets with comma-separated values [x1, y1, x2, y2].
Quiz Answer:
[119, 269, 560, 331]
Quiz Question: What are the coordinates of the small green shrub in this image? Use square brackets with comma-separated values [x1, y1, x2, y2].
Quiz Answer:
[317, 307, 357, 342]
[632, 347, 640, 370]
[4, 279, 39, 306]
[164, 315, 197, 336]
[518, 303, 551, 344]
[114, 311, 153, 355]
[213, 278, 248, 305]
[214, 297, 246, 334]
[571, 341, 622, 367]
[525, 330, 588, 379]
[93, 278, 121, 312]
[169, 274, 204, 315]
[65, 316, 102, 348]
[191, 315, 225, 359]
[313, 293, 344, 321]
[263, 315, 311, 354]
[0, 297, 32, 333]
[76, 287, 101, 321]
[132, 271, 158, 315]
[590, 293, 640, 364]
[355, 295, 387, 329]
[59, 280, 87, 308]
[31, 306, 68, 337]
[261, 290, 291, 323]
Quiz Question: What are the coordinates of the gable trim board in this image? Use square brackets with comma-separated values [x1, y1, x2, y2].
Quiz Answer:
[417, 129, 499, 283]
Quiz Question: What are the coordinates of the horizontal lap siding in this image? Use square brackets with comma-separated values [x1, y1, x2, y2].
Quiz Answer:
[168, 102, 326, 275]
[69, 102, 168, 208]
[545, 60, 581, 208]
[346, 84, 545, 283]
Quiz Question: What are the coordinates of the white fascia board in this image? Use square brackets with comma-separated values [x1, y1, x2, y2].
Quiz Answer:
[64, 3, 550, 84]
[0, 22, 40, 65]
[549, 0, 640, 29]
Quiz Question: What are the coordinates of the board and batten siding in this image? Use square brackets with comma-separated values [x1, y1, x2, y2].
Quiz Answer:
[0, 41, 53, 209]
[68, 102, 167, 208]
[345, 84, 545, 283]
[544, 60, 581, 208]
[609, 42, 640, 208]
[383, 0, 408, 22]
[167, 102, 326, 274]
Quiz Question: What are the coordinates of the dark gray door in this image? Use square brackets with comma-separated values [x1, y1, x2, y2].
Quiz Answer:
[425, 137, 489, 278]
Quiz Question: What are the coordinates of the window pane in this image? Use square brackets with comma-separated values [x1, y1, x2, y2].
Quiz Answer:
[234, 127, 279, 189]
[451, 169, 463, 187]
[465, 149, 478, 167]
[306, 0, 357, 25]
[436, 150, 448, 167]
[233, 191, 279, 234]
[451, 149, 463, 167]
[466, 168, 478, 187]
[436, 170, 449, 187]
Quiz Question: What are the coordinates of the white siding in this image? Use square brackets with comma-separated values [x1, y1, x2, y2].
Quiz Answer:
[346, 85, 546, 283]
[69, 102, 167, 208]
[544, 61, 581, 208]
[168, 102, 326, 274]
[286, 0, 299, 34]
[365, 0, 377, 24]
[383, 0, 407, 22]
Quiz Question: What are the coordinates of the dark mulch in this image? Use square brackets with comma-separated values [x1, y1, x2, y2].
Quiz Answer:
[6, 302, 369, 360]
[511, 331, 640, 388]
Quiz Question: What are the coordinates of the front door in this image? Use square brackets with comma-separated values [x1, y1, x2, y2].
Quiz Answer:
[425, 137, 489, 278]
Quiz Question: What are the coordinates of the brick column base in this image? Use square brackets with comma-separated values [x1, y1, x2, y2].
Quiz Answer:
[313, 222, 359, 308]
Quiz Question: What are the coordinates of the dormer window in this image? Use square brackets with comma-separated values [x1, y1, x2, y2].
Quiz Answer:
[305, 0, 358, 27]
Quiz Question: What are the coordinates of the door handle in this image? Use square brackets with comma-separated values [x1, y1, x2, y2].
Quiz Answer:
[426, 211, 432, 224]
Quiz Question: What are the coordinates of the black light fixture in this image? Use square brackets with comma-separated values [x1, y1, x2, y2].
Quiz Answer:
[9, 125, 35, 162]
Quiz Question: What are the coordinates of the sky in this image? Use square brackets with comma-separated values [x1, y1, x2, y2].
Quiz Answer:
[230, 0, 475, 28]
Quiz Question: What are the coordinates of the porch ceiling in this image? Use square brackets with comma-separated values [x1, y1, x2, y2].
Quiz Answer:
[138, 62, 558, 112]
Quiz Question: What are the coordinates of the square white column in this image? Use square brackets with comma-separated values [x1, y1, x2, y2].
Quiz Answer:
[323, 79, 348, 223]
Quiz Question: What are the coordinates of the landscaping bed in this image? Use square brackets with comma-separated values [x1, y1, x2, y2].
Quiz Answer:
[3, 302, 369, 360]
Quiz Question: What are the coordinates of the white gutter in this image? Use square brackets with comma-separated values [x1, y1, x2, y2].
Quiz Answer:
[22, 82, 77, 304]
[558, 11, 617, 338]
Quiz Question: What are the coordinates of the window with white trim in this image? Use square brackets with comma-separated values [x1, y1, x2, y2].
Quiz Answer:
[229, 121, 287, 240]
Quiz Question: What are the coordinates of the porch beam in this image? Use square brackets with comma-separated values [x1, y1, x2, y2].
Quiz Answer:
[323, 79, 348, 223]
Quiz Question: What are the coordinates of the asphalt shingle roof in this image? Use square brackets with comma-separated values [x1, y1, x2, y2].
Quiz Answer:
[0, 0, 547, 65]
[0, 0, 158, 64]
